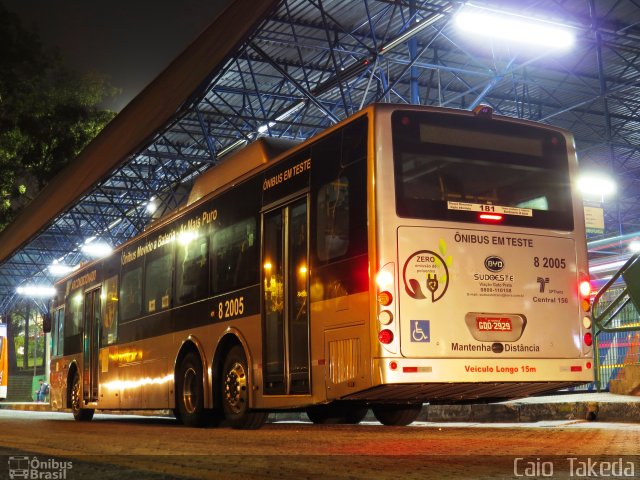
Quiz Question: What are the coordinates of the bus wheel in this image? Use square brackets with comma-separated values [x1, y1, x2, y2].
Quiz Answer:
[176, 352, 207, 427]
[342, 404, 369, 424]
[372, 404, 422, 426]
[221, 345, 267, 429]
[71, 372, 94, 422]
[306, 402, 368, 424]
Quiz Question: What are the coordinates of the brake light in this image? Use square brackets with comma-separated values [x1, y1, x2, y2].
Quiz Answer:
[479, 213, 503, 222]
[378, 329, 394, 344]
[584, 332, 593, 346]
[579, 280, 591, 299]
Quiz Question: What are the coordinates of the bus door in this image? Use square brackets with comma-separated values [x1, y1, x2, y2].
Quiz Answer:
[262, 197, 311, 395]
[82, 288, 101, 402]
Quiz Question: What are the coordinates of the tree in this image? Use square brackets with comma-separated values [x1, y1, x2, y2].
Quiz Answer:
[0, 2, 118, 230]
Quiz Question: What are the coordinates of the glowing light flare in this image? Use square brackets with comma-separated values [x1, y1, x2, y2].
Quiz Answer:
[16, 285, 56, 297]
[577, 174, 616, 197]
[178, 230, 198, 246]
[48, 262, 77, 276]
[376, 271, 394, 290]
[454, 7, 575, 50]
[263, 262, 272, 271]
[81, 242, 113, 258]
[579, 280, 591, 299]
[629, 241, 640, 253]
[102, 373, 173, 392]
[479, 213, 503, 222]
[299, 265, 308, 275]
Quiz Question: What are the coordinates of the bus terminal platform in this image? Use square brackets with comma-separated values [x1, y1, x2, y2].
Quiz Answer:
[1, 392, 639, 424]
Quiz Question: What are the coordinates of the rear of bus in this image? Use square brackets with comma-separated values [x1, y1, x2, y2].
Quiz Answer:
[371, 105, 593, 402]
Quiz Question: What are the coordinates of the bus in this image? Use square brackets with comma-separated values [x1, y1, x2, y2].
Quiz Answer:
[0, 323, 8, 400]
[45, 104, 593, 428]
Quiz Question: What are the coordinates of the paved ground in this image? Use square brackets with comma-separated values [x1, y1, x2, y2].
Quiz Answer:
[0, 409, 639, 479]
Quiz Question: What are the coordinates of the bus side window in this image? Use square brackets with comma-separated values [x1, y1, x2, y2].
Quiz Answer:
[211, 217, 258, 294]
[176, 235, 209, 305]
[102, 275, 118, 345]
[317, 177, 350, 261]
[120, 266, 142, 321]
[51, 307, 65, 357]
[64, 290, 83, 355]
[145, 246, 174, 313]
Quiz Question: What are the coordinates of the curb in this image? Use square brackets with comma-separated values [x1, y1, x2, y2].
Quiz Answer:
[3, 400, 639, 423]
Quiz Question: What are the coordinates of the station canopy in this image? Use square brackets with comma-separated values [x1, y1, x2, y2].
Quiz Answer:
[1, 0, 640, 313]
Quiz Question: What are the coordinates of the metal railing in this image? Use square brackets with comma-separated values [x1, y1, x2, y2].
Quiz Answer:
[591, 254, 640, 390]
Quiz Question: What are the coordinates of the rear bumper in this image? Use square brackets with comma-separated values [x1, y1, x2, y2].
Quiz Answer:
[340, 357, 593, 402]
[342, 380, 587, 403]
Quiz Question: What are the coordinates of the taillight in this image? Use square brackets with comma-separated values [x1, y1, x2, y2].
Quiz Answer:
[378, 329, 394, 344]
[579, 280, 591, 299]
[376, 271, 393, 290]
[584, 332, 593, 346]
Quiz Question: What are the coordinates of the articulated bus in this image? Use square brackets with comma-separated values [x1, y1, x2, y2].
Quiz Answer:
[46, 104, 593, 428]
[0, 323, 7, 400]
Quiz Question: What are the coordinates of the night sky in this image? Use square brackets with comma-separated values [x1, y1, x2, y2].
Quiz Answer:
[4, 0, 232, 111]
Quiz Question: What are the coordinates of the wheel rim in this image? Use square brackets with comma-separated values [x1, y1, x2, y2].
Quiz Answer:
[71, 376, 81, 412]
[224, 361, 247, 415]
[182, 366, 198, 414]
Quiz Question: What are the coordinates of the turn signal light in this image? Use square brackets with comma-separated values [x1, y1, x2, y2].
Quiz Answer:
[378, 329, 394, 344]
[378, 291, 393, 306]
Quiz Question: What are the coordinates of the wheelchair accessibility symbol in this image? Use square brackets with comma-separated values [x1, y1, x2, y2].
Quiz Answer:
[410, 320, 431, 342]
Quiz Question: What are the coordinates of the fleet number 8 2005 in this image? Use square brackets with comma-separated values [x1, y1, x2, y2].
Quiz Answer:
[218, 297, 244, 319]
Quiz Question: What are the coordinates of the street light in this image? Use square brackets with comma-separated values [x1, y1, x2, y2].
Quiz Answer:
[454, 4, 575, 50]
[81, 240, 112, 258]
[577, 173, 616, 201]
[48, 261, 77, 277]
[16, 285, 56, 297]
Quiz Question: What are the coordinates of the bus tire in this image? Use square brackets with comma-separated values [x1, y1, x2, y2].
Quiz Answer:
[306, 402, 368, 424]
[176, 352, 207, 427]
[372, 403, 422, 426]
[221, 345, 267, 429]
[71, 371, 94, 422]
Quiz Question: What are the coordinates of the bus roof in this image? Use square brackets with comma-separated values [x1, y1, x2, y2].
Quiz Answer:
[187, 137, 299, 206]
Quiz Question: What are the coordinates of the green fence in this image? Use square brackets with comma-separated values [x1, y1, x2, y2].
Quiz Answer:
[590, 255, 640, 391]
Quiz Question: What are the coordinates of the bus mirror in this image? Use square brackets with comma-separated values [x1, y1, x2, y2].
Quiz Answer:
[42, 313, 52, 334]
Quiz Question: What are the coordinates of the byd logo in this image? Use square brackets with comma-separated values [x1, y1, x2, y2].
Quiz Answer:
[484, 256, 504, 272]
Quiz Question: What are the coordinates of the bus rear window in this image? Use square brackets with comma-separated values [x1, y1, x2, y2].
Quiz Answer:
[392, 111, 574, 230]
